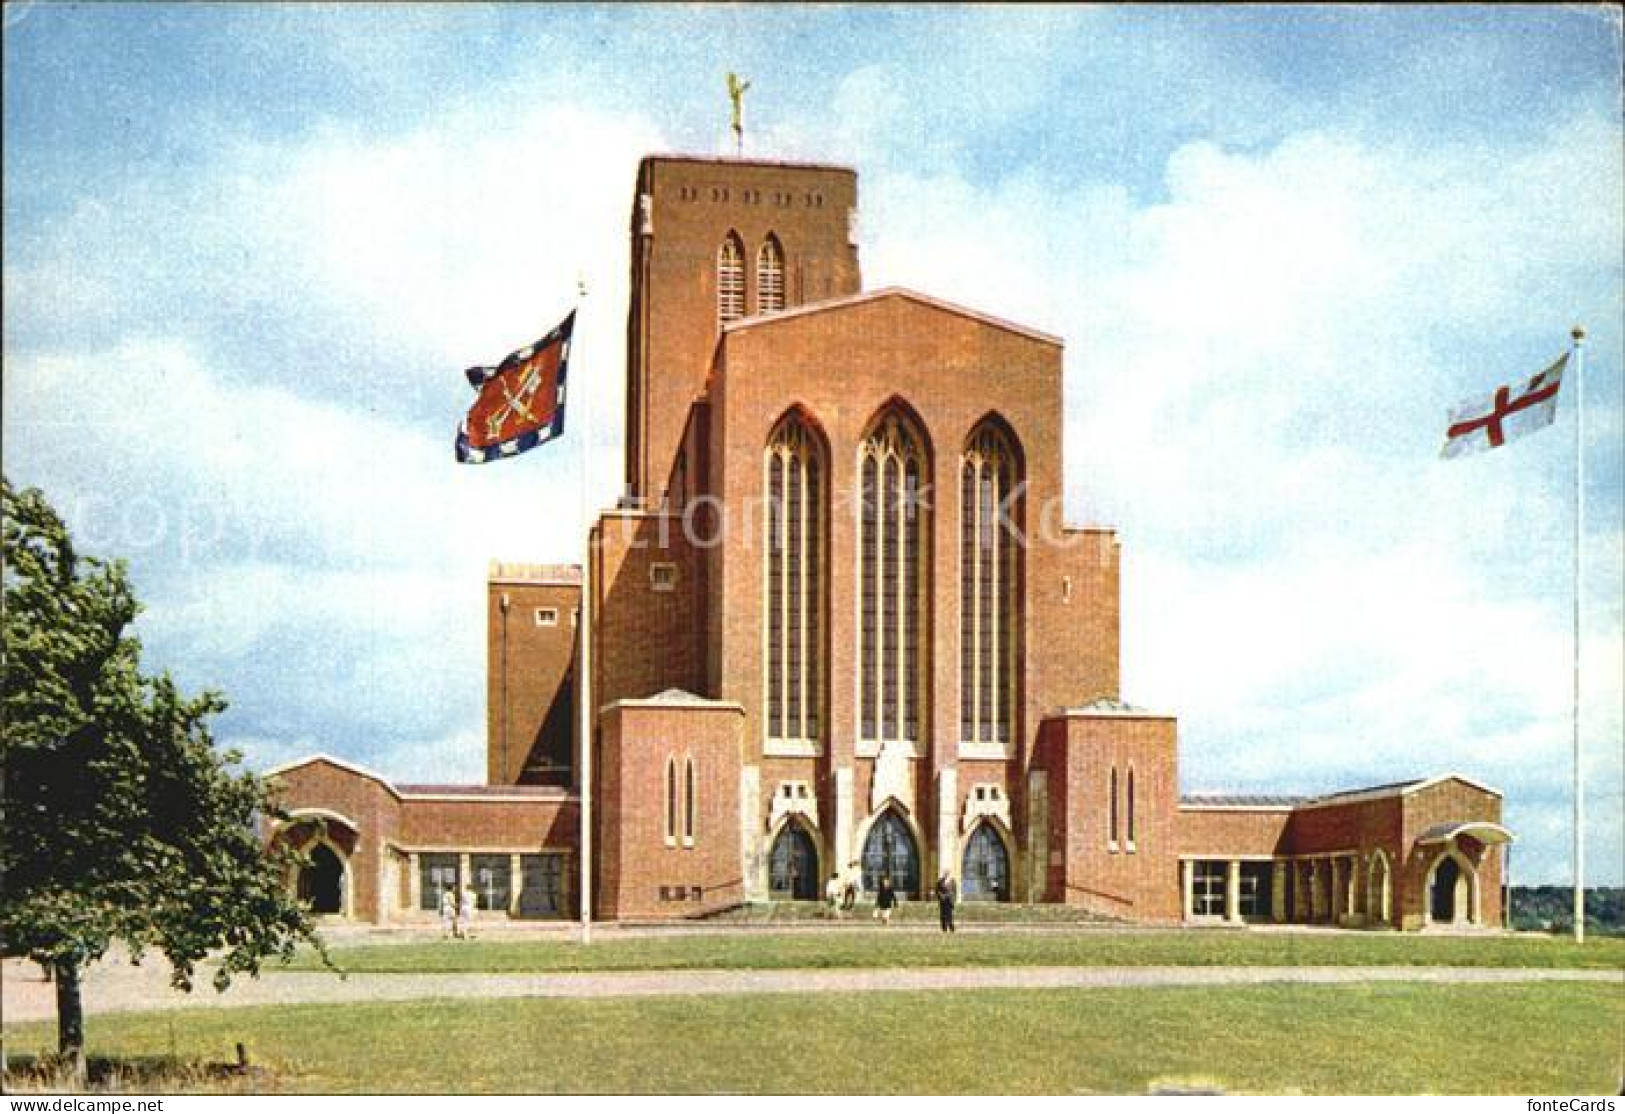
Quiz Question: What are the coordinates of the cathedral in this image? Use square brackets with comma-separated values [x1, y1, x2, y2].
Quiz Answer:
[269, 153, 1509, 931]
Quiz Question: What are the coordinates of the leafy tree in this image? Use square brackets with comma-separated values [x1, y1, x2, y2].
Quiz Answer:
[2, 476, 323, 1078]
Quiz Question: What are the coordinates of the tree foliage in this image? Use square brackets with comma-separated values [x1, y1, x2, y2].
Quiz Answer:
[1, 476, 323, 1065]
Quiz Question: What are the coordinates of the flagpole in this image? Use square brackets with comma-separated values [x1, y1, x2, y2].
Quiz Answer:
[1570, 324, 1586, 944]
[578, 278, 594, 947]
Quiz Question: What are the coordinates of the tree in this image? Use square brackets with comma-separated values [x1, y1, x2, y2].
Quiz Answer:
[1, 476, 323, 1079]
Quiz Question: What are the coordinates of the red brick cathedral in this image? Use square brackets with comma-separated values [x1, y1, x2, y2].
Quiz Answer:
[271, 154, 1509, 931]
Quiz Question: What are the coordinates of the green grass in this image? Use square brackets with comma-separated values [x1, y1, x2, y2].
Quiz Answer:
[281, 926, 1625, 975]
[5, 983, 1619, 1093]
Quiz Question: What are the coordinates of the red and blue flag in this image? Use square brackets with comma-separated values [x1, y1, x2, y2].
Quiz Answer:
[455, 310, 574, 464]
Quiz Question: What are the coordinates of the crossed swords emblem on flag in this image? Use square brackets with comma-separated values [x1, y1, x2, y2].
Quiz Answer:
[455, 309, 574, 465]
[485, 360, 546, 441]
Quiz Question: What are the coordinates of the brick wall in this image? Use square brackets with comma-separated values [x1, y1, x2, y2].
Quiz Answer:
[591, 509, 708, 710]
[626, 157, 860, 503]
[1176, 807, 1295, 857]
[486, 576, 579, 785]
[268, 759, 401, 922]
[1038, 712, 1181, 921]
[597, 699, 745, 919]
[1400, 778, 1505, 929]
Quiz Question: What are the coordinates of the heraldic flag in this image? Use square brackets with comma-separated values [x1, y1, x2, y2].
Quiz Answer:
[455, 310, 575, 464]
[1440, 351, 1567, 459]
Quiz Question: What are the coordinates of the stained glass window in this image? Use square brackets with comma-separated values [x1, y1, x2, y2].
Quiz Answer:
[960, 422, 1022, 747]
[765, 413, 824, 744]
[858, 408, 928, 745]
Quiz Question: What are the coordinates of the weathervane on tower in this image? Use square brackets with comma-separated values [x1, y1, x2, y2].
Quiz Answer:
[727, 71, 750, 155]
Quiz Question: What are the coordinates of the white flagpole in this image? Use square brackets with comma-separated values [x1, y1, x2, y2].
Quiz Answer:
[578, 277, 594, 946]
[1570, 324, 1586, 944]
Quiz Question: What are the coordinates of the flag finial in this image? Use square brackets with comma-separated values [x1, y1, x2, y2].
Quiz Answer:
[1571, 325, 1586, 343]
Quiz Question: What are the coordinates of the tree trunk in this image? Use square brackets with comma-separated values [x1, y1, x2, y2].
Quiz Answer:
[54, 959, 86, 1086]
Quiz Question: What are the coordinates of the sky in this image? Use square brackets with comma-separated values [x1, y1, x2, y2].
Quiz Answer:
[4, 3, 1621, 887]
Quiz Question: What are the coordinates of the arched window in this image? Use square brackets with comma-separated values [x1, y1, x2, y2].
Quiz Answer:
[756, 235, 785, 314]
[959, 421, 1022, 747]
[683, 757, 696, 844]
[858, 406, 928, 745]
[717, 233, 745, 324]
[765, 411, 825, 745]
[1109, 767, 1119, 847]
[664, 757, 678, 844]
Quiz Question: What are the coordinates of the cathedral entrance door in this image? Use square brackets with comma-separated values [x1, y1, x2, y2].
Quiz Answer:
[961, 822, 1010, 901]
[768, 822, 820, 900]
[861, 809, 920, 896]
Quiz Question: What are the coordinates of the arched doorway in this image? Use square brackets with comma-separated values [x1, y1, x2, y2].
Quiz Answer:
[961, 822, 1010, 901]
[1429, 854, 1471, 925]
[298, 843, 345, 915]
[862, 809, 920, 896]
[768, 822, 820, 900]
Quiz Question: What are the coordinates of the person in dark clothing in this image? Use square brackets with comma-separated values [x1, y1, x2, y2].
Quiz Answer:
[874, 874, 898, 925]
[935, 871, 957, 933]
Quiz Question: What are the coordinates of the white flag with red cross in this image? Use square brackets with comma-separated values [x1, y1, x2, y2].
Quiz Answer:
[1440, 353, 1568, 459]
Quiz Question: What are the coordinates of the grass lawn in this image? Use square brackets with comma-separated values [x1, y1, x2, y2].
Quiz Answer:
[282, 926, 1625, 975]
[4, 982, 1619, 1094]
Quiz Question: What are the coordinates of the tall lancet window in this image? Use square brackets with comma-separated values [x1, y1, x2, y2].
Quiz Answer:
[960, 421, 1022, 747]
[756, 236, 785, 313]
[717, 233, 745, 324]
[858, 407, 929, 746]
[765, 412, 824, 745]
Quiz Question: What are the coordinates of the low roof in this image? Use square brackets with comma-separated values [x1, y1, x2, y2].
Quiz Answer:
[1294, 773, 1502, 811]
[1180, 773, 1504, 815]
[264, 754, 576, 803]
[1180, 794, 1309, 810]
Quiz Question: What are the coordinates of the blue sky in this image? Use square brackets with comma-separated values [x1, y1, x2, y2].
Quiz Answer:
[5, 3, 1621, 885]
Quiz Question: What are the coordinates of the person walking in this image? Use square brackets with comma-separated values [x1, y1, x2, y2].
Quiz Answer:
[874, 874, 897, 926]
[935, 871, 958, 933]
[825, 872, 844, 919]
[439, 884, 458, 939]
[841, 862, 861, 913]
[459, 880, 478, 940]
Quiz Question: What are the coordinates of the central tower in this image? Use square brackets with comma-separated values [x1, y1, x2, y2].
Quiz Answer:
[622, 156, 861, 503]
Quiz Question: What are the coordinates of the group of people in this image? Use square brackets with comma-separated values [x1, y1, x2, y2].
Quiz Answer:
[439, 883, 479, 940]
[824, 864, 960, 933]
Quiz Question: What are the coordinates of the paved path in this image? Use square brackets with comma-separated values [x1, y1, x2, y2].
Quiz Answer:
[4, 953, 1616, 1024]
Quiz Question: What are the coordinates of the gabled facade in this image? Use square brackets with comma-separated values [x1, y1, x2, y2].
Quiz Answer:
[269, 153, 1508, 929]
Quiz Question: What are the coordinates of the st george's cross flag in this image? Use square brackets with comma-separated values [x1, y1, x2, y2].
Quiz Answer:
[1440, 352, 1568, 459]
[455, 311, 575, 464]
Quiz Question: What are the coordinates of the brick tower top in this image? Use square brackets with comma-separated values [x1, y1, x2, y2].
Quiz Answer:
[623, 155, 861, 502]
